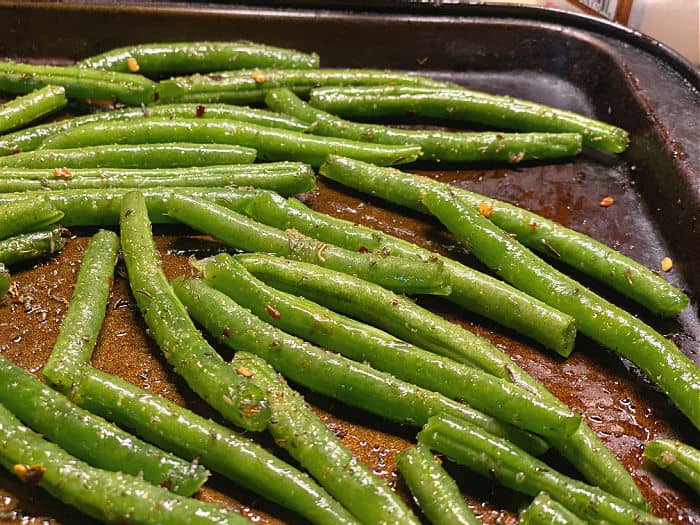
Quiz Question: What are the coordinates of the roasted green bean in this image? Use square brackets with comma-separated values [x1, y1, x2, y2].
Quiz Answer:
[396, 444, 480, 525]
[0, 225, 65, 266]
[0, 168, 315, 195]
[643, 439, 700, 494]
[72, 367, 360, 525]
[232, 351, 418, 525]
[265, 87, 582, 162]
[0, 402, 247, 524]
[42, 230, 119, 393]
[40, 119, 420, 167]
[119, 191, 269, 430]
[158, 68, 452, 104]
[0, 143, 257, 169]
[166, 194, 450, 295]
[423, 189, 700, 429]
[0, 356, 209, 496]
[173, 270, 548, 455]
[79, 41, 320, 73]
[519, 492, 589, 525]
[309, 86, 629, 152]
[418, 414, 666, 525]
[198, 253, 580, 440]
[0, 60, 156, 105]
[0, 198, 63, 241]
[0, 86, 67, 134]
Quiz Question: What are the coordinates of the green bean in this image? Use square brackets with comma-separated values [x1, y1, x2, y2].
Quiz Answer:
[0, 167, 315, 195]
[71, 367, 359, 525]
[235, 252, 647, 507]
[79, 41, 319, 73]
[423, 189, 700, 430]
[232, 351, 418, 525]
[0, 187, 263, 226]
[0, 86, 67, 134]
[0, 104, 309, 156]
[173, 272, 548, 456]
[0, 143, 257, 169]
[0, 225, 65, 266]
[0, 198, 63, 240]
[643, 439, 700, 494]
[42, 230, 119, 393]
[0, 162, 310, 180]
[0, 60, 156, 105]
[396, 444, 480, 525]
[310, 86, 629, 153]
[320, 156, 687, 319]
[519, 492, 589, 525]
[0, 264, 8, 297]
[40, 119, 420, 167]
[167, 194, 449, 295]
[158, 68, 452, 104]
[119, 191, 269, 431]
[198, 253, 580, 440]
[265, 88, 582, 162]
[0, 356, 208, 496]
[0, 402, 247, 525]
[241, 190, 576, 356]
[418, 414, 666, 525]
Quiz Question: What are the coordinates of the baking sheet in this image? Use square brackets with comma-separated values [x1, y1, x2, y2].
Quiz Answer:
[0, 2, 698, 524]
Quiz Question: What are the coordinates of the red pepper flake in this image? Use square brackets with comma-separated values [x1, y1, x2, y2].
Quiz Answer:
[195, 105, 206, 117]
[479, 201, 494, 217]
[242, 403, 260, 417]
[661, 257, 673, 272]
[496, 134, 504, 140]
[357, 246, 369, 254]
[207, 74, 224, 81]
[265, 305, 281, 320]
[107, 276, 114, 287]
[12, 464, 45, 485]
[529, 220, 538, 231]
[53, 167, 72, 178]
[222, 327, 231, 338]
[251, 70, 266, 83]
[235, 366, 254, 378]
[391, 299, 399, 306]
[126, 57, 140, 73]
[599, 196, 615, 207]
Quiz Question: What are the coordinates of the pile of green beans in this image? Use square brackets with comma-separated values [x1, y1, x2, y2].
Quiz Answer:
[1, 38, 693, 525]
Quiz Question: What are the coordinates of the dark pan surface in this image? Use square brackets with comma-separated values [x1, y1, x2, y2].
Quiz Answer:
[0, 3, 698, 524]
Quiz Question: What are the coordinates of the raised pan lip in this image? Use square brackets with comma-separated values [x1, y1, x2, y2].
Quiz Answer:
[8, 0, 696, 90]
